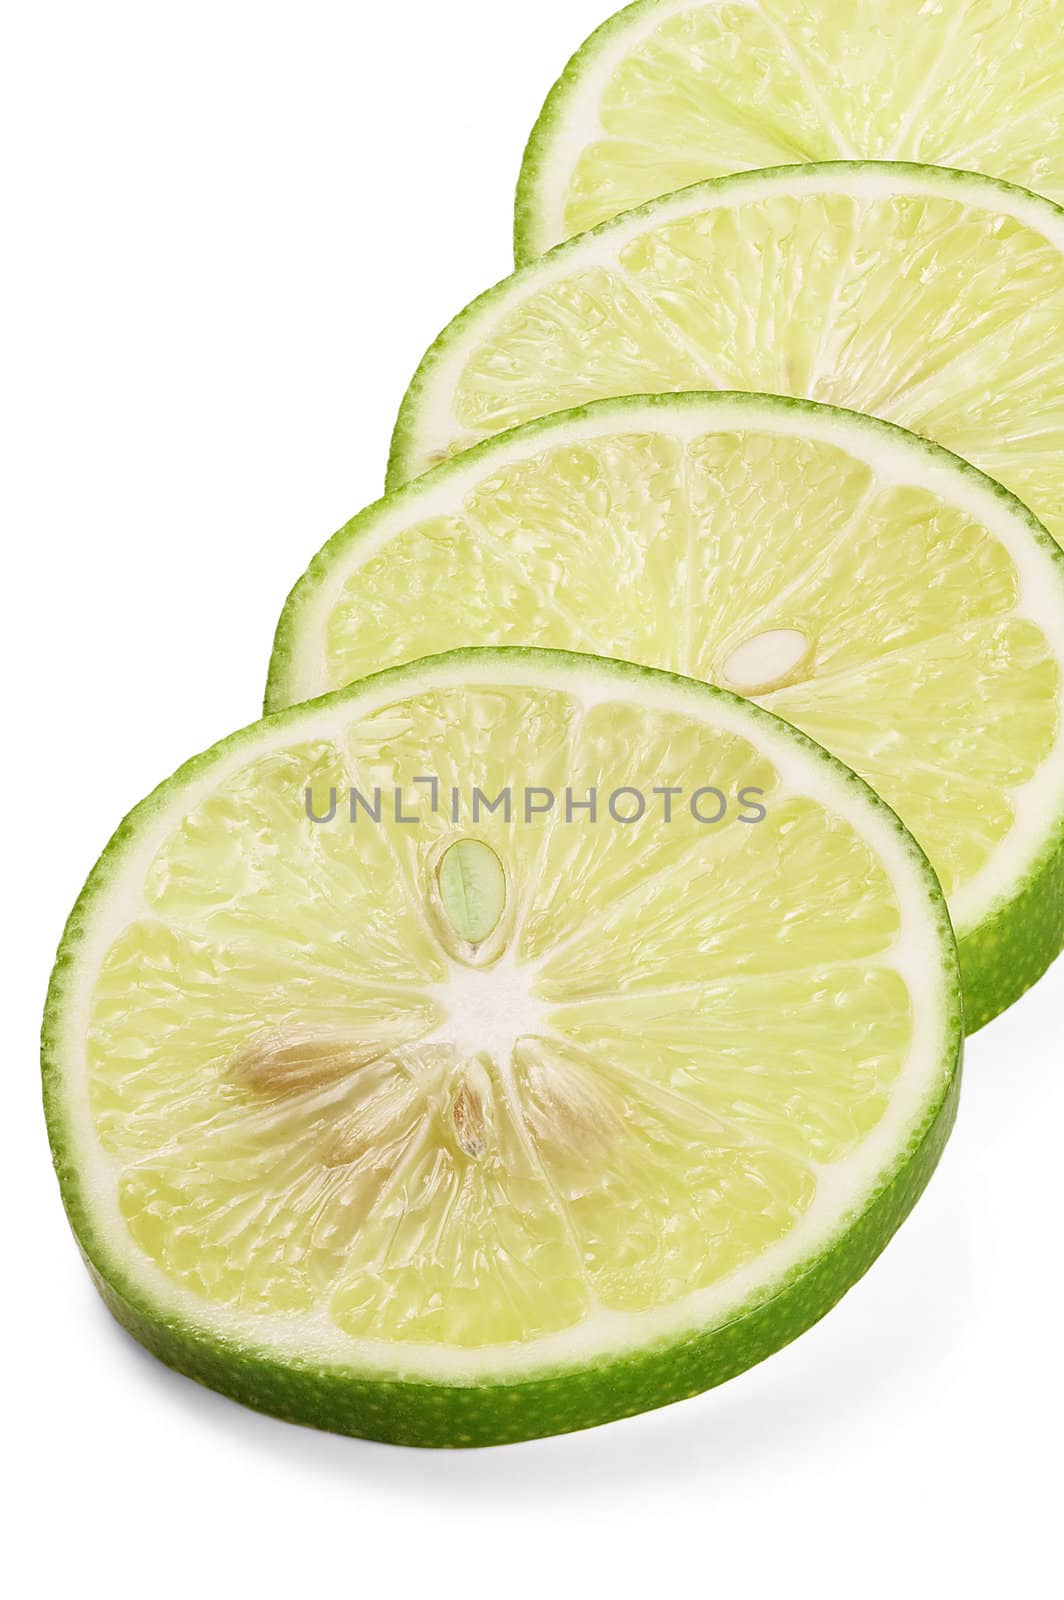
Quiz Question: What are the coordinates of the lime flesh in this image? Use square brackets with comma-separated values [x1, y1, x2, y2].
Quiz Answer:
[516, 0, 1064, 260]
[276, 396, 1064, 1031]
[43, 650, 961, 1444]
[394, 164, 1064, 557]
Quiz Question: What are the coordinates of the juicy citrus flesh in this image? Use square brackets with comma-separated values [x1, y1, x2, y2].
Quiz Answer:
[68, 656, 952, 1368]
[277, 399, 1064, 982]
[396, 166, 1064, 554]
[518, 0, 1064, 257]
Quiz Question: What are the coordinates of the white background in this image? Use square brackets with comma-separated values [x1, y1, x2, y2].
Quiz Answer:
[3, 3, 1061, 1595]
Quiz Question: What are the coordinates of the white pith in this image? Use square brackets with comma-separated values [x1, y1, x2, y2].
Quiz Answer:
[426, 956, 547, 1060]
[283, 397, 1064, 939]
[54, 652, 955, 1383]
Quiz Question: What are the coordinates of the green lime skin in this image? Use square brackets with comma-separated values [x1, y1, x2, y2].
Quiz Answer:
[43, 650, 963, 1447]
[958, 824, 1064, 1033]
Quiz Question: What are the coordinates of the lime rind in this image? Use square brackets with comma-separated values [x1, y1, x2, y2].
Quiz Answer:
[515, 0, 676, 263]
[83, 1070, 959, 1447]
[956, 812, 1064, 1033]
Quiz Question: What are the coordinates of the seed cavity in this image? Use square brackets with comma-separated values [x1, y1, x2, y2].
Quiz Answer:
[450, 1056, 495, 1160]
[322, 1078, 415, 1169]
[229, 1026, 392, 1094]
[436, 838, 507, 949]
[721, 627, 812, 696]
[514, 1039, 622, 1164]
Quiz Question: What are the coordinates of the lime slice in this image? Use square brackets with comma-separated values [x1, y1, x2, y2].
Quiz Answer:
[277, 396, 1064, 1031]
[44, 649, 961, 1446]
[392, 163, 1064, 553]
[515, 0, 1064, 260]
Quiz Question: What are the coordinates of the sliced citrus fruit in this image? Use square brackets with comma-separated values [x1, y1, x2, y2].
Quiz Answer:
[515, 0, 1064, 260]
[274, 396, 1064, 1031]
[44, 649, 961, 1446]
[392, 163, 1064, 553]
